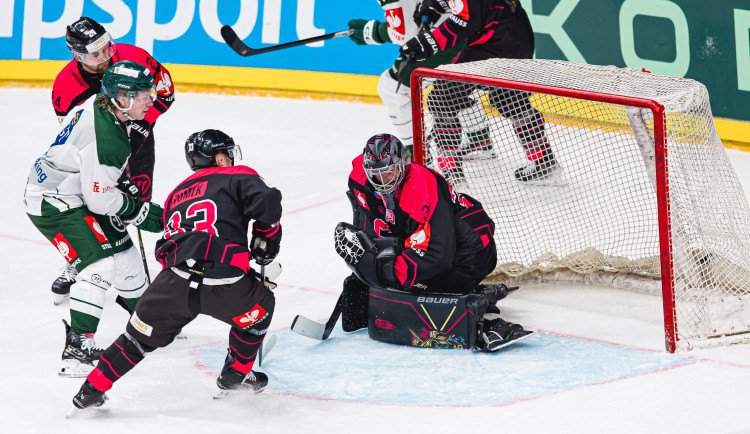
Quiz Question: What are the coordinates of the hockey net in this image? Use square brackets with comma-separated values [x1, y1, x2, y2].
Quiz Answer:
[411, 59, 750, 352]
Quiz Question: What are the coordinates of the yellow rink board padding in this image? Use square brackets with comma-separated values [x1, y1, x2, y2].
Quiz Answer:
[2, 60, 747, 149]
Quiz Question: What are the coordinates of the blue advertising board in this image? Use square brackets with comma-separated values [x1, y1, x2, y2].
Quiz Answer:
[0, 0, 399, 75]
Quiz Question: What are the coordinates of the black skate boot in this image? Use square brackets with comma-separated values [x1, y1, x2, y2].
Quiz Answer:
[481, 318, 535, 352]
[51, 265, 77, 306]
[215, 350, 268, 399]
[60, 319, 104, 378]
[514, 151, 559, 182]
[72, 381, 108, 409]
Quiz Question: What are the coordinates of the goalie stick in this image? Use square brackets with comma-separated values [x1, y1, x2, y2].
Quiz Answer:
[221, 26, 353, 57]
[291, 292, 344, 340]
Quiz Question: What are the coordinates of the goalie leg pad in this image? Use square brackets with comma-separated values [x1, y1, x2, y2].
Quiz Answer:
[342, 274, 369, 332]
[367, 286, 491, 350]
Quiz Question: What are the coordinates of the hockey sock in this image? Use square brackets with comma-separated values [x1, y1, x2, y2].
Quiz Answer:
[513, 109, 549, 161]
[228, 326, 263, 371]
[69, 280, 106, 334]
[88, 332, 153, 390]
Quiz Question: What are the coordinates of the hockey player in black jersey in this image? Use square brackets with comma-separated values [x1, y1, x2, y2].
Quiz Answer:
[400, 0, 559, 184]
[334, 134, 533, 352]
[69, 129, 281, 412]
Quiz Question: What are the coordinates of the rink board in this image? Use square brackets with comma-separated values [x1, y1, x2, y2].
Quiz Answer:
[197, 327, 695, 406]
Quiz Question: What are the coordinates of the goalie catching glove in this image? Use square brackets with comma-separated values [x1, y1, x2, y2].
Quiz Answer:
[118, 196, 164, 232]
[334, 222, 400, 289]
[251, 222, 281, 266]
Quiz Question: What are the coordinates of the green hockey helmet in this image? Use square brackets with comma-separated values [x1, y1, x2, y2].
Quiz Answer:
[102, 60, 155, 106]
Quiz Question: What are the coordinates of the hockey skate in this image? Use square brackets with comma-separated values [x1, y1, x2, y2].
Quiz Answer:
[67, 381, 108, 418]
[60, 319, 104, 378]
[214, 350, 268, 399]
[514, 152, 564, 185]
[52, 264, 77, 306]
[481, 318, 535, 352]
[461, 128, 496, 161]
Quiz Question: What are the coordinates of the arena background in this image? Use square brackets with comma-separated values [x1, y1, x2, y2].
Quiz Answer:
[1, 0, 748, 146]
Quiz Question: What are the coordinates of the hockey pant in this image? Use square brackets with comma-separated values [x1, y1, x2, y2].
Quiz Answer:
[84, 269, 276, 392]
[69, 246, 148, 334]
[377, 70, 413, 148]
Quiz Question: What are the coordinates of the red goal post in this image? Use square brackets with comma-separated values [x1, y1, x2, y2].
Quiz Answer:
[410, 59, 750, 352]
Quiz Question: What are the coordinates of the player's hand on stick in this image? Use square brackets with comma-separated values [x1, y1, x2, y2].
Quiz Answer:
[122, 201, 164, 233]
[413, 0, 449, 27]
[348, 19, 385, 45]
[399, 32, 438, 63]
[251, 222, 281, 265]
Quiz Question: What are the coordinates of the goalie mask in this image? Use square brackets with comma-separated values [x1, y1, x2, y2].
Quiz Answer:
[185, 129, 243, 170]
[363, 133, 407, 195]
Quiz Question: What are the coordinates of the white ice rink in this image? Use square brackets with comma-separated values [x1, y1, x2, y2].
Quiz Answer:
[1, 87, 749, 433]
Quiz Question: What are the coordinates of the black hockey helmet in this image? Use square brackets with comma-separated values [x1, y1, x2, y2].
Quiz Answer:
[66, 17, 114, 63]
[185, 129, 242, 170]
[363, 133, 407, 194]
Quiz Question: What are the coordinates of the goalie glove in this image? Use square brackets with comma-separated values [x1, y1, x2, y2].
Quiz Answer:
[251, 222, 281, 266]
[348, 19, 386, 45]
[413, 0, 449, 27]
[334, 222, 400, 289]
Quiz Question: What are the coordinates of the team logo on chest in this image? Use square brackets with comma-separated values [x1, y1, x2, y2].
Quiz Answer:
[406, 221, 431, 251]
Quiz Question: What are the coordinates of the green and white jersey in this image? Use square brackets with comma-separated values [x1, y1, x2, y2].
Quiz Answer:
[378, 0, 447, 44]
[25, 95, 132, 217]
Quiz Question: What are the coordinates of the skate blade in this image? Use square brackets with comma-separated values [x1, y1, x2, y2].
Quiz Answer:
[488, 330, 536, 351]
[462, 149, 497, 161]
[53, 294, 70, 306]
[65, 404, 109, 419]
[213, 385, 266, 400]
[59, 360, 96, 378]
[175, 331, 188, 340]
[518, 167, 567, 187]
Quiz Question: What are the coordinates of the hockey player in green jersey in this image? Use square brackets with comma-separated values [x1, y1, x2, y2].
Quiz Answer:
[24, 61, 164, 377]
[347, 0, 465, 153]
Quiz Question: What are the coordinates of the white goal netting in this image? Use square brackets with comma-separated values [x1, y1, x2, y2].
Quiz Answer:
[413, 59, 750, 351]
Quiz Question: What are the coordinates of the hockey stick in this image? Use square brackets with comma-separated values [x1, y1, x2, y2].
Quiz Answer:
[291, 292, 344, 340]
[395, 16, 428, 93]
[221, 26, 353, 57]
[136, 228, 151, 284]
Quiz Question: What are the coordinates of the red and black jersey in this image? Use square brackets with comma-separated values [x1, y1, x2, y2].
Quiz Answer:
[51, 43, 175, 124]
[430, 0, 533, 62]
[155, 166, 282, 276]
[348, 156, 496, 291]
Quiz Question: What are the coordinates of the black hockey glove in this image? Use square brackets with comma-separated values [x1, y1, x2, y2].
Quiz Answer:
[348, 19, 386, 45]
[120, 199, 164, 233]
[399, 32, 439, 63]
[413, 0, 449, 27]
[251, 222, 281, 266]
[117, 177, 142, 198]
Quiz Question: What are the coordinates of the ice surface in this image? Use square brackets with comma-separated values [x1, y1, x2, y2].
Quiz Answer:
[1, 88, 749, 433]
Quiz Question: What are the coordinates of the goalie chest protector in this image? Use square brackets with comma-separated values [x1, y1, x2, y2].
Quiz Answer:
[367, 286, 489, 349]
